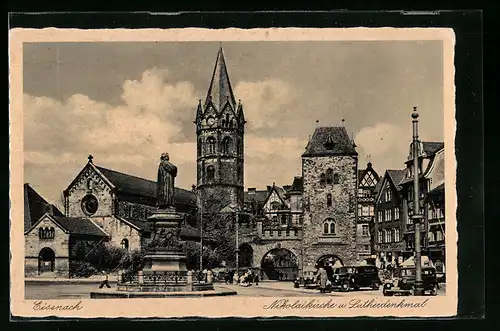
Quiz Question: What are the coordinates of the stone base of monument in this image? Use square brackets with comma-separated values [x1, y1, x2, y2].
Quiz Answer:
[90, 208, 237, 298]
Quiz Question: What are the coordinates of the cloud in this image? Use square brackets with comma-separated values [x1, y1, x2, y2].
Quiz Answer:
[355, 123, 411, 173]
[234, 79, 297, 130]
[23, 67, 201, 204]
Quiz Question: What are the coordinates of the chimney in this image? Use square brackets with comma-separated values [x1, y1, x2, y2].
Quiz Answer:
[248, 188, 256, 195]
[267, 186, 272, 193]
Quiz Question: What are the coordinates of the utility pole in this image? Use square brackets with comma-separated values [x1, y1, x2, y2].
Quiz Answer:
[411, 107, 424, 296]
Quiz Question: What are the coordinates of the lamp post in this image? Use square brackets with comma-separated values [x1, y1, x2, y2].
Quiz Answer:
[411, 107, 424, 296]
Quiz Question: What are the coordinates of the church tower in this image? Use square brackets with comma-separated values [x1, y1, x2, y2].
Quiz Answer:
[195, 46, 246, 213]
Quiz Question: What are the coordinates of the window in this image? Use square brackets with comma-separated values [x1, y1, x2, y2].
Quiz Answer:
[394, 207, 400, 220]
[436, 230, 443, 241]
[206, 166, 215, 182]
[323, 218, 336, 235]
[121, 238, 129, 250]
[326, 194, 332, 207]
[358, 204, 362, 216]
[394, 228, 400, 242]
[385, 189, 392, 202]
[206, 137, 216, 154]
[364, 245, 370, 251]
[378, 210, 384, 223]
[378, 230, 383, 243]
[222, 137, 232, 154]
[87, 178, 93, 190]
[385, 209, 392, 222]
[39, 227, 55, 240]
[362, 205, 370, 216]
[333, 173, 340, 184]
[362, 225, 369, 236]
[272, 216, 278, 223]
[369, 205, 375, 216]
[271, 201, 281, 210]
[326, 169, 333, 184]
[385, 229, 391, 243]
[281, 215, 287, 225]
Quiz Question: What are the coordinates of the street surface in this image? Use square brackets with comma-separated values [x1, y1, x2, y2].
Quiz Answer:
[25, 280, 445, 300]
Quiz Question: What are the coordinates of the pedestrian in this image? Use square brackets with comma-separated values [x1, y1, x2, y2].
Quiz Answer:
[254, 273, 259, 286]
[99, 271, 111, 289]
[316, 263, 328, 294]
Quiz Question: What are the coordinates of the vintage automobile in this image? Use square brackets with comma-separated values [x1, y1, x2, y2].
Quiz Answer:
[331, 265, 382, 292]
[382, 266, 439, 296]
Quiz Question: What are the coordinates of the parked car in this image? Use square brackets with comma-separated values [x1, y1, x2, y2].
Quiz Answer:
[382, 266, 439, 296]
[331, 266, 382, 292]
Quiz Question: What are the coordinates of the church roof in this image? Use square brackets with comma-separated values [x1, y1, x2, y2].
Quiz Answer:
[24, 183, 63, 230]
[95, 166, 197, 206]
[52, 216, 109, 237]
[302, 127, 357, 157]
[204, 47, 237, 112]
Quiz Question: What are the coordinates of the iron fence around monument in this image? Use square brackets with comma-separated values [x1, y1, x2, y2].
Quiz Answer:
[120, 270, 190, 285]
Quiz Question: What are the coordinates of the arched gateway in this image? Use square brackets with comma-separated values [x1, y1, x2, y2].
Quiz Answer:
[260, 248, 298, 281]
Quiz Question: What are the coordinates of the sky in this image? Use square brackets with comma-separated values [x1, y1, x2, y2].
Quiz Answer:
[23, 41, 444, 206]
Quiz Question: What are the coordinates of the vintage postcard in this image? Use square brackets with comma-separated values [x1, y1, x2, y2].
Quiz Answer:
[9, 27, 457, 318]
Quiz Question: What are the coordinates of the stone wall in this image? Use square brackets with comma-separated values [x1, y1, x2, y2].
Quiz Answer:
[301, 155, 358, 272]
[24, 215, 70, 277]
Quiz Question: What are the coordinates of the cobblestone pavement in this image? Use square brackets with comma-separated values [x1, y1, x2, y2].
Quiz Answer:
[24, 281, 445, 300]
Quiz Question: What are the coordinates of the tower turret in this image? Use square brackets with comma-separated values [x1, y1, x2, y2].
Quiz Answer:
[195, 46, 245, 213]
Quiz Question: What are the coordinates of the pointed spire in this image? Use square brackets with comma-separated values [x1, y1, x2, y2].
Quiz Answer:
[195, 99, 203, 123]
[236, 99, 246, 124]
[205, 46, 236, 111]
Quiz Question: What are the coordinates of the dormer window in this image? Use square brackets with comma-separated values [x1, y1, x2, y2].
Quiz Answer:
[324, 134, 335, 150]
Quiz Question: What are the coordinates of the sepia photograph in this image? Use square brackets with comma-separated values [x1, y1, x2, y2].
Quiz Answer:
[10, 27, 457, 318]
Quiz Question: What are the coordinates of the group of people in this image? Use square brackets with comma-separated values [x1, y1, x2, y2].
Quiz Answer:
[223, 269, 259, 286]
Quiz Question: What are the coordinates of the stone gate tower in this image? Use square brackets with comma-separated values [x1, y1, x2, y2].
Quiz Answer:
[301, 126, 358, 275]
[195, 47, 246, 213]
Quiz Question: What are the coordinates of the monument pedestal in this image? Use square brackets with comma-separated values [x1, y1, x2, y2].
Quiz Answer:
[143, 208, 188, 272]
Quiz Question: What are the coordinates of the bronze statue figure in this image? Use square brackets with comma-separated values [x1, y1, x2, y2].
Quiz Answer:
[157, 153, 177, 209]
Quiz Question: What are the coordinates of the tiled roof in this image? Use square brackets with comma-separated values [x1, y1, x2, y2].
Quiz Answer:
[387, 169, 407, 190]
[204, 47, 237, 112]
[373, 179, 384, 194]
[302, 127, 357, 157]
[24, 183, 63, 230]
[244, 190, 268, 204]
[95, 166, 197, 206]
[422, 142, 444, 156]
[52, 216, 108, 237]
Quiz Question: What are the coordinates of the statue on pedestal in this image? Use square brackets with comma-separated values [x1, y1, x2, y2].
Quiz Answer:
[157, 153, 177, 210]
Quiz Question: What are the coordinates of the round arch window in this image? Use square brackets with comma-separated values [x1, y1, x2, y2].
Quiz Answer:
[81, 194, 99, 215]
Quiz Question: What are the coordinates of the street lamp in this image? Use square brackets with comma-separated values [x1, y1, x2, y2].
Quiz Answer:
[411, 107, 425, 296]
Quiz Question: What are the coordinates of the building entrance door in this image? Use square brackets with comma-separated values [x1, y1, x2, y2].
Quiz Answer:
[38, 247, 55, 274]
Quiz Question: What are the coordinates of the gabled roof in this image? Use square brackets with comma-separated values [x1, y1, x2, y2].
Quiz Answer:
[204, 46, 237, 112]
[24, 183, 63, 229]
[25, 213, 108, 237]
[94, 165, 197, 206]
[422, 142, 444, 156]
[387, 169, 406, 190]
[302, 127, 357, 157]
[52, 216, 109, 237]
